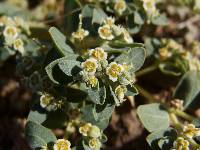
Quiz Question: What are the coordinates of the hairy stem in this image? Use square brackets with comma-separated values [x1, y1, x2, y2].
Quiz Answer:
[136, 64, 158, 77]
[135, 84, 158, 103]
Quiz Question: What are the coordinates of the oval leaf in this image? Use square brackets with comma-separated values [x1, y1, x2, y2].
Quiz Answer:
[137, 103, 170, 132]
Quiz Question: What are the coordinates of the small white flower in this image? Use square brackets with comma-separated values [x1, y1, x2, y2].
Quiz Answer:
[79, 123, 92, 136]
[112, 24, 124, 36]
[183, 124, 200, 139]
[3, 26, 18, 39]
[86, 76, 98, 87]
[53, 139, 71, 150]
[189, 58, 200, 71]
[72, 28, 89, 41]
[40, 94, 52, 108]
[172, 137, 189, 150]
[115, 85, 127, 102]
[89, 47, 107, 60]
[98, 25, 114, 40]
[13, 38, 25, 54]
[122, 28, 133, 44]
[142, 0, 158, 19]
[104, 17, 115, 26]
[106, 62, 124, 82]
[89, 138, 101, 149]
[81, 58, 98, 75]
[114, 0, 127, 15]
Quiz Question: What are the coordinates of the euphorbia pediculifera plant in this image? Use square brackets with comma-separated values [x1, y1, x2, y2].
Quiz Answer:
[16, 0, 200, 150]
[25, 13, 146, 150]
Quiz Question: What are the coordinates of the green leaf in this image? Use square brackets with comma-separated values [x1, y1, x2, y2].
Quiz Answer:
[144, 38, 161, 56]
[45, 58, 65, 84]
[49, 27, 74, 56]
[137, 103, 170, 132]
[134, 11, 145, 25]
[27, 104, 47, 124]
[81, 105, 109, 129]
[125, 85, 138, 96]
[92, 8, 107, 24]
[115, 47, 146, 72]
[93, 103, 115, 121]
[87, 82, 106, 105]
[25, 121, 56, 149]
[45, 55, 78, 84]
[146, 128, 177, 150]
[82, 5, 93, 18]
[152, 14, 168, 26]
[109, 85, 120, 106]
[173, 71, 200, 109]
[58, 59, 81, 76]
[127, 14, 142, 34]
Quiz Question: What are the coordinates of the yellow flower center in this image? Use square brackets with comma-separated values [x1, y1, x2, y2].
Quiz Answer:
[5, 26, 17, 37]
[14, 39, 23, 49]
[89, 138, 98, 149]
[99, 26, 112, 37]
[83, 61, 97, 73]
[115, 0, 126, 10]
[91, 49, 105, 60]
[56, 140, 70, 150]
[79, 123, 92, 136]
[87, 76, 98, 87]
[107, 64, 122, 77]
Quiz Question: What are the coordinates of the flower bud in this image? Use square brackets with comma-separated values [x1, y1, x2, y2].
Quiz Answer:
[88, 125, 101, 138]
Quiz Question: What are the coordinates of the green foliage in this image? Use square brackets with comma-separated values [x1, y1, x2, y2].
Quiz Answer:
[25, 121, 57, 149]
[137, 103, 170, 132]
[174, 71, 200, 109]
[146, 128, 177, 150]
[49, 27, 74, 56]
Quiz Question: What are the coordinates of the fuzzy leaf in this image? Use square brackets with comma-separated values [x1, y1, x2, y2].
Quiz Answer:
[115, 47, 146, 72]
[27, 104, 47, 124]
[152, 14, 168, 26]
[58, 59, 81, 76]
[137, 103, 170, 132]
[147, 128, 177, 150]
[49, 27, 73, 56]
[25, 121, 56, 149]
[92, 8, 107, 24]
[87, 82, 106, 105]
[173, 71, 200, 109]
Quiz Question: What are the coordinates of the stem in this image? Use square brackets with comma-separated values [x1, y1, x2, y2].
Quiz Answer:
[174, 109, 195, 122]
[169, 112, 183, 132]
[135, 84, 158, 103]
[136, 64, 158, 77]
[187, 138, 200, 149]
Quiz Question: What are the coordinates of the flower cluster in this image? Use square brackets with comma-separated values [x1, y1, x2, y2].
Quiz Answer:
[79, 123, 102, 150]
[40, 93, 65, 110]
[114, 0, 127, 15]
[142, 0, 159, 21]
[182, 124, 200, 139]
[172, 137, 190, 150]
[72, 14, 89, 41]
[158, 39, 200, 71]
[80, 47, 135, 103]
[98, 17, 133, 43]
[0, 16, 30, 55]
[53, 139, 71, 150]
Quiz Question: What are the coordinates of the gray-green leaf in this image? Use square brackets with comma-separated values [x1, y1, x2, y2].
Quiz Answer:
[137, 103, 170, 132]
[49, 27, 73, 56]
[25, 121, 56, 149]
[173, 71, 200, 109]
